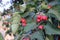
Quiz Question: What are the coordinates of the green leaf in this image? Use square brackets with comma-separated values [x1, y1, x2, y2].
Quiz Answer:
[21, 12, 30, 17]
[20, 4, 26, 13]
[24, 22, 45, 40]
[48, 6, 60, 20]
[11, 24, 19, 34]
[45, 21, 60, 35]
[24, 22, 36, 32]
[30, 31, 44, 40]
[0, 33, 4, 40]
[45, 35, 54, 40]
[23, 0, 29, 3]
[41, 2, 48, 9]
[11, 12, 21, 34]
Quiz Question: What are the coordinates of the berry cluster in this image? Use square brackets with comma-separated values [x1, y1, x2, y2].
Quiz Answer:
[20, 18, 27, 27]
[36, 15, 48, 22]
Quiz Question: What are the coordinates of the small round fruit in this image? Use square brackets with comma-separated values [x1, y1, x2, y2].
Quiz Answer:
[42, 16, 48, 21]
[38, 25, 44, 30]
[37, 15, 41, 19]
[36, 19, 41, 22]
[48, 5, 52, 9]
[21, 18, 26, 23]
[36, 15, 42, 22]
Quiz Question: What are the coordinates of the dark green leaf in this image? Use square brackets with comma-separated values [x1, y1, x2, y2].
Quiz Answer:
[31, 31, 44, 40]
[45, 21, 60, 35]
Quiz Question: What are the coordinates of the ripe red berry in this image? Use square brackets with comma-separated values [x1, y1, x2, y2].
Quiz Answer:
[37, 15, 41, 19]
[21, 18, 26, 23]
[36, 19, 41, 22]
[42, 16, 48, 21]
[48, 5, 52, 9]
[38, 25, 44, 30]
[36, 15, 42, 22]
[22, 23, 26, 27]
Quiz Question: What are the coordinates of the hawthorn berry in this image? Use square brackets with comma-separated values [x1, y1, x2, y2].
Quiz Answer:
[48, 5, 52, 9]
[37, 15, 41, 19]
[21, 18, 26, 23]
[36, 15, 42, 22]
[36, 19, 41, 22]
[20, 18, 27, 27]
[38, 25, 44, 30]
[42, 16, 48, 21]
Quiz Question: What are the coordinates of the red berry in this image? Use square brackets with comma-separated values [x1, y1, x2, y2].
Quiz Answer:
[42, 16, 48, 21]
[36, 15, 43, 22]
[37, 15, 41, 19]
[48, 5, 52, 9]
[36, 19, 41, 22]
[38, 25, 44, 30]
[21, 18, 26, 23]
[22, 23, 26, 27]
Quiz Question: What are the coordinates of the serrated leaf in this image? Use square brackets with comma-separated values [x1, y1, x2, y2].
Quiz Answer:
[30, 31, 44, 40]
[48, 7, 60, 20]
[45, 21, 60, 35]
[29, 7, 35, 12]
[41, 2, 48, 9]
[24, 22, 36, 32]
[11, 12, 21, 34]
[20, 4, 26, 12]
[11, 24, 19, 34]
[22, 12, 29, 17]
